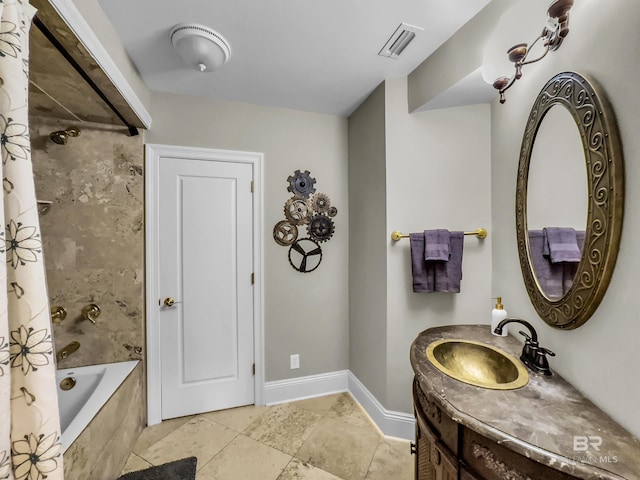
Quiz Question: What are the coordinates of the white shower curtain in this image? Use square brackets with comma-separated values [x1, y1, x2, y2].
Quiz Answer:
[0, 1, 64, 479]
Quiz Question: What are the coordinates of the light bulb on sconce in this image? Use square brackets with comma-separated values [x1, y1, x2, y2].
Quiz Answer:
[485, 0, 574, 104]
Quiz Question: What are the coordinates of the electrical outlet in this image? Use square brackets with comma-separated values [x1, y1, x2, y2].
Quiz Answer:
[290, 354, 300, 369]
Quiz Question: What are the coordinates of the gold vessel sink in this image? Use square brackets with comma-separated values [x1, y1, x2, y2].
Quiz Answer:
[426, 339, 529, 390]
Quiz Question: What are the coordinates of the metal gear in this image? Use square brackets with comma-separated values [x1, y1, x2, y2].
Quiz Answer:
[287, 169, 317, 198]
[327, 206, 338, 217]
[310, 193, 331, 214]
[284, 196, 312, 225]
[273, 220, 298, 246]
[288, 238, 322, 273]
[307, 214, 335, 243]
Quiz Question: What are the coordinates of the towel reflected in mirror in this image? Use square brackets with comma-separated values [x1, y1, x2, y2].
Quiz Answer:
[529, 228, 585, 298]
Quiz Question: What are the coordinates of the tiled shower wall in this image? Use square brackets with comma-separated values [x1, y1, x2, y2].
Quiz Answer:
[30, 116, 145, 367]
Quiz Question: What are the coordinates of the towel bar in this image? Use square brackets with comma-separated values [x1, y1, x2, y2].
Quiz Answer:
[391, 228, 487, 241]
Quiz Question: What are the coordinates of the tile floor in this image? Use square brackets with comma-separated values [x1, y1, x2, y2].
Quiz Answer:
[121, 392, 414, 480]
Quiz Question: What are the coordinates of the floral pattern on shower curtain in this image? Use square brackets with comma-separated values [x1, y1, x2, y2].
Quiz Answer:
[0, 1, 64, 479]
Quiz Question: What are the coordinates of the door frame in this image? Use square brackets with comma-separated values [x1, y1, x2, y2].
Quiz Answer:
[145, 143, 264, 425]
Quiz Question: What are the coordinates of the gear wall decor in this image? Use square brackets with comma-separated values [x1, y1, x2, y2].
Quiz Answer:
[310, 193, 331, 214]
[284, 196, 312, 225]
[288, 238, 323, 273]
[307, 214, 335, 243]
[274, 169, 338, 272]
[287, 170, 316, 198]
[273, 220, 298, 246]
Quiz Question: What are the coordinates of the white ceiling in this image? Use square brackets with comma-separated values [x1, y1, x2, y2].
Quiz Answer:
[97, 0, 491, 116]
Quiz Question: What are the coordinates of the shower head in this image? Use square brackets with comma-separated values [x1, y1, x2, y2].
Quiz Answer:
[49, 127, 80, 145]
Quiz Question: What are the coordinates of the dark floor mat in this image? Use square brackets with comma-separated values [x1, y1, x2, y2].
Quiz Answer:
[117, 457, 197, 480]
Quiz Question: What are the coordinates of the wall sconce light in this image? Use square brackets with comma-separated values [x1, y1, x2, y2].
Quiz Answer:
[491, 0, 574, 104]
[170, 23, 231, 73]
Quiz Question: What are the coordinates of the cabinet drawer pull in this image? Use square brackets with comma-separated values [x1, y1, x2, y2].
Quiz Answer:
[434, 449, 441, 465]
[410, 442, 417, 455]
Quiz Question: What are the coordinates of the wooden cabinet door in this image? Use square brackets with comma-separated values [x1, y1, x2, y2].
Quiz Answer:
[434, 441, 458, 480]
[460, 465, 482, 480]
[415, 404, 459, 480]
[416, 421, 436, 480]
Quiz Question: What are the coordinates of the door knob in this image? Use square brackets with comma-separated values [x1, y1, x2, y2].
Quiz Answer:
[162, 297, 180, 307]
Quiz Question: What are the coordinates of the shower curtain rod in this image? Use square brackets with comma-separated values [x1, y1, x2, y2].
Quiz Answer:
[33, 16, 139, 137]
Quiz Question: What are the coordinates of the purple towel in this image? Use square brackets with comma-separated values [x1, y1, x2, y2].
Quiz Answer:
[439, 232, 463, 293]
[529, 230, 564, 298]
[409, 233, 434, 293]
[410, 231, 463, 293]
[424, 229, 450, 261]
[563, 231, 585, 293]
[410, 233, 433, 292]
[576, 230, 586, 252]
[543, 227, 581, 263]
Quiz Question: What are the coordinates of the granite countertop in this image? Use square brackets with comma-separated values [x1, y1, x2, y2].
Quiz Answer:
[411, 325, 640, 480]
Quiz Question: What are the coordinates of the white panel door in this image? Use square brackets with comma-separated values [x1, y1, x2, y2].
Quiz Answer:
[158, 156, 254, 419]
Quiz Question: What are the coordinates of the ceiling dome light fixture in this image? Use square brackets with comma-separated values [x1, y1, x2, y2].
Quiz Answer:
[170, 23, 231, 73]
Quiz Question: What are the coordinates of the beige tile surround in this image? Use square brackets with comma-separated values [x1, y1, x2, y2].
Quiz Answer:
[31, 116, 145, 367]
[122, 393, 413, 480]
[64, 363, 145, 480]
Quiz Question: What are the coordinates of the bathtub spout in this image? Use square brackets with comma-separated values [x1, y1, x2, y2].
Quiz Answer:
[56, 341, 80, 363]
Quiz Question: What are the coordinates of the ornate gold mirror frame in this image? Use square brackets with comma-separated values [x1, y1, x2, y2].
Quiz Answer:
[516, 71, 624, 329]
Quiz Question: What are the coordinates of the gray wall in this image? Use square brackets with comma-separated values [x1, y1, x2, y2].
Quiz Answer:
[348, 83, 388, 404]
[407, 0, 512, 112]
[491, 0, 640, 437]
[146, 92, 350, 382]
[348, 80, 492, 413]
[385, 78, 492, 413]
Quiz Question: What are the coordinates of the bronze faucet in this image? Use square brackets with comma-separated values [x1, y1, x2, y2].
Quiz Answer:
[56, 341, 80, 363]
[494, 318, 555, 376]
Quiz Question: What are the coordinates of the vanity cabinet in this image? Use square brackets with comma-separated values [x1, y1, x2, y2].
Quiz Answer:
[414, 379, 459, 480]
[412, 326, 640, 480]
[413, 379, 576, 480]
[414, 419, 457, 480]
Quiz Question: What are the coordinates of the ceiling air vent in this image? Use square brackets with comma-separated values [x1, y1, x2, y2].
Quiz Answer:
[379, 23, 424, 59]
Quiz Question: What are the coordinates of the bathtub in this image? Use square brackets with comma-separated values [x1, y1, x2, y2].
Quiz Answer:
[57, 360, 139, 452]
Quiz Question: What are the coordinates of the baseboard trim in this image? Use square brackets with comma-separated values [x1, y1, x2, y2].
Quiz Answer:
[347, 372, 415, 440]
[263, 370, 349, 405]
[262, 370, 415, 440]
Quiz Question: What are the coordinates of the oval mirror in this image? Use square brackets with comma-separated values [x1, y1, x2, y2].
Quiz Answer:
[526, 105, 588, 299]
[516, 71, 624, 329]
